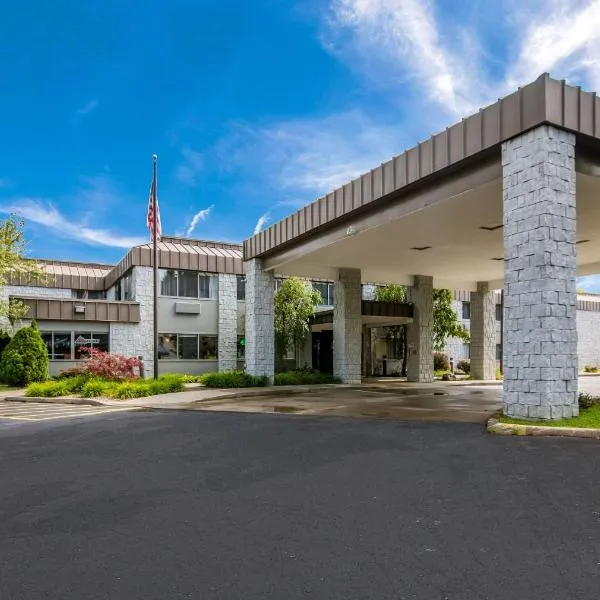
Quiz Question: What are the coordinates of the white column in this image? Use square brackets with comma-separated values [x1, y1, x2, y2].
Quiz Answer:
[218, 273, 238, 372]
[406, 275, 434, 383]
[333, 268, 362, 384]
[502, 125, 578, 419]
[245, 259, 274, 381]
[470, 282, 496, 380]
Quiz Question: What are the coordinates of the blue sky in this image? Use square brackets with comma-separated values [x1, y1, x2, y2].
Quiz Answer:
[2, 0, 600, 287]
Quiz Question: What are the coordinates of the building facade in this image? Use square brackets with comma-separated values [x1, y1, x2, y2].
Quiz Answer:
[6, 235, 600, 378]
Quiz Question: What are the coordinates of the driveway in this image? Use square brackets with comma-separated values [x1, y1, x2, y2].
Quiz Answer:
[0, 410, 598, 599]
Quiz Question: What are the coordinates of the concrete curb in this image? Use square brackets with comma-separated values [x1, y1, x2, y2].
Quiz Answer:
[191, 384, 354, 403]
[487, 417, 600, 439]
[4, 396, 105, 407]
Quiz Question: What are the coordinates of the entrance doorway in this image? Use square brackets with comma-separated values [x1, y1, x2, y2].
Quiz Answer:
[312, 331, 333, 374]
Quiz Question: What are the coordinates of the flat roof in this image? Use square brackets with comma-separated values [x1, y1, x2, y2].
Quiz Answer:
[243, 74, 600, 261]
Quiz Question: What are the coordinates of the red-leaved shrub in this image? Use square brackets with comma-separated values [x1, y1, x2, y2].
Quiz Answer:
[70, 348, 143, 381]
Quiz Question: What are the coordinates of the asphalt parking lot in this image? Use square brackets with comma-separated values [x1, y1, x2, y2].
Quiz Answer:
[0, 409, 598, 600]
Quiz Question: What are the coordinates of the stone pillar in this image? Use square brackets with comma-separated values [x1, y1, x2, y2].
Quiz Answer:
[245, 259, 274, 381]
[502, 124, 578, 420]
[406, 275, 434, 383]
[297, 331, 313, 370]
[333, 268, 362, 384]
[218, 274, 238, 372]
[362, 326, 372, 377]
[470, 281, 496, 380]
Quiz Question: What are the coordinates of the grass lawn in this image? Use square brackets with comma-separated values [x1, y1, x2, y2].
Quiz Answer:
[498, 404, 600, 428]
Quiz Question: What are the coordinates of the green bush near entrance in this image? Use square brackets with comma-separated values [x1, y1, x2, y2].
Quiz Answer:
[199, 371, 269, 388]
[0, 321, 48, 386]
[274, 371, 340, 386]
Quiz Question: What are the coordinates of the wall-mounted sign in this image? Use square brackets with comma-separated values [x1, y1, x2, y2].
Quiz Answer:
[75, 336, 100, 345]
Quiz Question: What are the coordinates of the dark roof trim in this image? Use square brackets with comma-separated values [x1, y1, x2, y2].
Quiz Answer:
[244, 74, 600, 260]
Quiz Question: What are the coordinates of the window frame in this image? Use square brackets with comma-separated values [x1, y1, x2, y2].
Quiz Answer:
[462, 301, 471, 320]
[159, 270, 218, 300]
[157, 333, 219, 361]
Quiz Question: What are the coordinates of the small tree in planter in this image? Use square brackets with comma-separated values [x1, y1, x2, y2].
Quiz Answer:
[0, 321, 48, 385]
[274, 277, 322, 371]
[73, 348, 143, 381]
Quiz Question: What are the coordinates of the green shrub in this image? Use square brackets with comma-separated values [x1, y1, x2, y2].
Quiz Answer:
[456, 359, 470, 374]
[26, 380, 69, 398]
[0, 330, 12, 356]
[496, 367, 503, 381]
[433, 352, 449, 372]
[148, 374, 185, 395]
[110, 381, 152, 399]
[584, 365, 599, 373]
[180, 374, 203, 383]
[0, 321, 49, 386]
[81, 380, 110, 398]
[579, 392, 600, 410]
[273, 371, 340, 386]
[199, 371, 269, 388]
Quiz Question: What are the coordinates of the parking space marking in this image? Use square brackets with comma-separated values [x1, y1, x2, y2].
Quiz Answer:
[0, 403, 139, 422]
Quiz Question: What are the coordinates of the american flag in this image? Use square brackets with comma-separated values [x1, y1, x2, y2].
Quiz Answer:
[146, 176, 162, 241]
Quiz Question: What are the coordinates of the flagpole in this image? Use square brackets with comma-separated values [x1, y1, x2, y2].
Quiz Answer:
[152, 154, 159, 380]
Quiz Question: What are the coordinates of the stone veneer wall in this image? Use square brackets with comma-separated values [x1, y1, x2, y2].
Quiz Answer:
[406, 275, 434, 382]
[470, 282, 497, 380]
[502, 125, 578, 419]
[245, 259, 274, 380]
[577, 309, 600, 371]
[333, 268, 362, 384]
[110, 267, 154, 376]
[218, 273, 238, 371]
[0, 285, 73, 330]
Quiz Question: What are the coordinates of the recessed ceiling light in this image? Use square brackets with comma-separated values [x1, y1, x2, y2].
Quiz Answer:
[411, 246, 432, 251]
[576, 239, 590, 245]
[480, 225, 503, 231]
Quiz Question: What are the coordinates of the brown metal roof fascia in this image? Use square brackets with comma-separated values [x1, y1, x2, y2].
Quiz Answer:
[13, 297, 141, 323]
[361, 300, 413, 319]
[244, 74, 600, 261]
[577, 299, 600, 312]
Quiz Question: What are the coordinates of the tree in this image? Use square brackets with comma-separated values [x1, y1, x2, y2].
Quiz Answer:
[433, 289, 469, 352]
[0, 217, 47, 321]
[274, 277, 322, 367]
[374, 284, 408, 377]
[0, 321, 48, 385]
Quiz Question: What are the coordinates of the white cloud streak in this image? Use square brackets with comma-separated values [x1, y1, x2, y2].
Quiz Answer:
[0, 199, 144, 248]
[253, 212, 271, 234]
[77, 99, 99, 117]
[185, 205, 214, 236]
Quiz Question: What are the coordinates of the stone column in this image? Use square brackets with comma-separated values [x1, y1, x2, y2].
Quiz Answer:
[245, 259, 274, 381]
[333, 268, 362, 384]
[362, 326, 372, 377]
[502, 125, 578, 420]
[406, 275, 434, 383]
[297, 331, 313, 370]
[470, 282, 496, 380]
[218, 273, 238, 372]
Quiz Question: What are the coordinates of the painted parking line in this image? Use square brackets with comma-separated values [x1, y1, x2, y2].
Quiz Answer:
[0, 403, 139, 422]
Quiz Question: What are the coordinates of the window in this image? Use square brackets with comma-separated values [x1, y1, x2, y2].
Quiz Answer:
[237, 336, 246, 360]
[462, 301, 471, 320]
[179, 271, 199, 298]
[237, 276, 246, 301]
[496, 303, 502, 321]
[463, 343, 471, 359]
[158, 334, 218, 360]
[199, 336, 218, 360]
[178, 335, 198, 360]
[160, 270, 178, 297]
[72, 290, 107, 300]
[114, 272, 133, 301]
[40, 330, 108, 360]
[274, 278, 284, 292]
[312, 281, 335, 306]
[74, 332, 109, 359]
[41, 331, 72, 360]
[158, 334, 177, 360]
[496, 344, 503, 361]
[159, 270, 218, 299]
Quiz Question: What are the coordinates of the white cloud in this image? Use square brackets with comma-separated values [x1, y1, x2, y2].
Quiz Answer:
[175, 148, 204, 186]
[325, 0, 600, 118]
[185, 205, 214, 237]
[0, 198, 144, 248]
[223, 110, 405, 197]
[578, 275, 600, 293]
[253, 212, 271, 234]
[77, 99, 99, 117]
